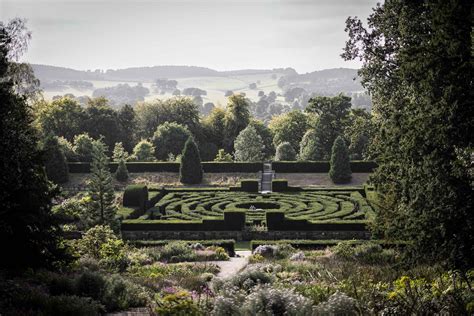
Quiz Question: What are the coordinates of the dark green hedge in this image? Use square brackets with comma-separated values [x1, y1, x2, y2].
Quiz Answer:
[123, 185, 149, 212]
[68, 162, 263, 173]
[265, 211, 368, 231]
[129, 239, 236, 256]
[122, 210, 246, 231]
[271, 179, 302, 192]
[68, 161, 377, 174]
[272, 161, 377, 173]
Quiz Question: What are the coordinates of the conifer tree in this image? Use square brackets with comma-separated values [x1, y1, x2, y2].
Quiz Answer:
[112, 142, 128, 162]
[329, 136, 352, 183]
[88, 139, 117, 226]
[179, 137, 203, 184]
[115, 158, 129, 182]
[0, 19, 67, 269]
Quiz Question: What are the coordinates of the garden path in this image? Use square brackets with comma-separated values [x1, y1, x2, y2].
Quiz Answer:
[213, 250, 251, 278]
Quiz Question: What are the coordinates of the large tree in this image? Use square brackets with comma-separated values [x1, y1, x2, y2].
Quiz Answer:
[117, 104, 137, 153]
[82, 97, 121, 150]
[223, 94, 251, 152]
[269, 110, 309, 153]
[42, 135, 69, 184]
[234, 125, 264, 162]
[343, 0, 473, 269]
[152, 122, 192, 161]
[305, 94, 351, 159]
[135, 97, 201, 139]
[0, 19, 66, 269]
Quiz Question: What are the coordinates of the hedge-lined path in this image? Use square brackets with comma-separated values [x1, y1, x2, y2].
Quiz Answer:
[213, 250, 251, 278]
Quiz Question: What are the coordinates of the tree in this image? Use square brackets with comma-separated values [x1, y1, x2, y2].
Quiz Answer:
[202, 107, 226, 149]
[214, 149, 233, 162]
[329, 136, 351, 183]
[117, 104, 136, 153]
[344, 109, 374, 160]
[88, 139, 117, 227]
[275, 142, 297, 161]
[152, 122, 191, 161]
[57, 136, 78, 162]
[0, 18, 66, 269]
[115, 158, 129, 182]
[248, 119, 274, 159]
[82, 97, 121, 150]
[131, 139, 155, 162]
[305, 94, 351, 159]
[34, 97, 84, 141]
[112, 142, 128, 162]
[234, 125, 264, 162]
[179, 137, 203, 184]
[73, 133, 95, 162]
[135, 97, 201, 139]
[299, 129, 324, 161]
[223, 94, 251, 152]
[42, 135, 69, 184]
[269, 110, 309, 153]
[343, 0, 473, 269]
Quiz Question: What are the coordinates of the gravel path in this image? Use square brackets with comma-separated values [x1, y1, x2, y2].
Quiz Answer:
[212, 250, 251, 278]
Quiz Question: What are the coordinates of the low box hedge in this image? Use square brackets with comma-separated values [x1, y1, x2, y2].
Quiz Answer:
[271, 179, 302, 192]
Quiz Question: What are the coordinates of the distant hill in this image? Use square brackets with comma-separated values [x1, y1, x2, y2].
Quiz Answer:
[279, 68, 363, 95]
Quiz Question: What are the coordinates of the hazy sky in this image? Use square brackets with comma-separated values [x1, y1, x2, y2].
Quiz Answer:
[1, 0, 377, 73]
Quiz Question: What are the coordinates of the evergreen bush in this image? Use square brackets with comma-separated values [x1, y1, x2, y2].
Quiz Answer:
[115, 158, 129, 182]
[329, 136, 352, 184]
[179, 137, 203, 184]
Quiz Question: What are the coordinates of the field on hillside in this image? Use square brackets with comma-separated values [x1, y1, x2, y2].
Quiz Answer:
[41, 73, 285, 106]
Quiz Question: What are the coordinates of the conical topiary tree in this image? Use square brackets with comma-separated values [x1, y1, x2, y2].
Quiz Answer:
[180, 137, 203, 184]
[115, 158, 129, 182]
[329, 136, 352, 184]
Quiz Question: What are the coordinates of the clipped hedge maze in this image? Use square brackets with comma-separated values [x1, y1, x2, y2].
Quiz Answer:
[122, 187, 375, 232]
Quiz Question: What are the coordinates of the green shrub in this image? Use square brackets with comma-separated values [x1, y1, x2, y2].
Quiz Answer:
[131, 139, 155, 162]
[75, 271, 106, 301]
[241, 285, 314, 315]
[159, 241, 196, 263]
[101, 275, 149, 311]
[77, 225, 118, 259]
[329, 136, 352, 183]
[179, 137, 203, 184]
[44, 295, 104, 316]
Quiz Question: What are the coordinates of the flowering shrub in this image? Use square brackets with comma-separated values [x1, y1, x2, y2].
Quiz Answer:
[242, 285, 313, 315]
[313, 291, 357, 315]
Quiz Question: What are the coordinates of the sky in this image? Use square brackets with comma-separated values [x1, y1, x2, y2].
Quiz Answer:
[1, 0, 377, 73]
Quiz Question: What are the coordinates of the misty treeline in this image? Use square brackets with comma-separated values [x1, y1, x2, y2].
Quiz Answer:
[34, 92, 374, 163]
